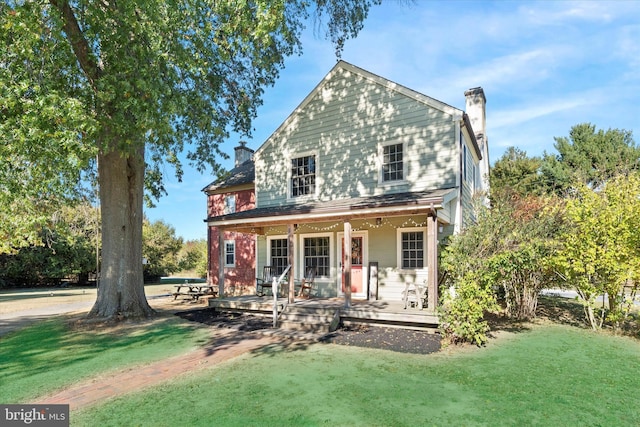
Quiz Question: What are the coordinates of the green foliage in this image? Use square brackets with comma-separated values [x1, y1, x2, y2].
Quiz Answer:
[1, 0, 381, 203]
[142, 218, 184, 282]
[439, 275, 496, 346]
[540, 123, 639, 194]
[0, 203, 99, 287]
[440, 193, 564, 344]
[490, 147, 543, 198]
[177, 239, 208, 278]
[548, 173, 640, 330]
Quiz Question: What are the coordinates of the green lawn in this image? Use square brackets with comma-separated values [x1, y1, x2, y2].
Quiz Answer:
[3, 311, 639, 427]
[72, 324, 640, 427]
[0, 317, 212, 403]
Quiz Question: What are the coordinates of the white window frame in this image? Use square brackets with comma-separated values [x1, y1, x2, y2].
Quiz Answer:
[223, 194, 236, 214]
[378, 141, 408, 186]
[396, 227, 426, 271]
[287, 151, 319, 201]
[266, 235, 293, 276]
[224, 240, 236, 267]
[299, 232, 334, 279]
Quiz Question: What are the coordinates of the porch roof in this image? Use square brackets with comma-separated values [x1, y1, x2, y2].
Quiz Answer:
[205, 188, 456, 232]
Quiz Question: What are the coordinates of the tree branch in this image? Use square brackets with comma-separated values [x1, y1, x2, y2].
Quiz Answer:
[49, 0, 102, 89]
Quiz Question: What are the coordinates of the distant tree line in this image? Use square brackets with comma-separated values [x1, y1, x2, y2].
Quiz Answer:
[0, 207, 206, 288]
[440, 123, 640, 344]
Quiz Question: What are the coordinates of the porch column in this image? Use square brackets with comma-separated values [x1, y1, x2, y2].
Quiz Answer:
[288, 223, 295, 303]
[218, 227, 225, 297]
[343, 220, 352, 308]
[206, 226, 212, 286]
[426, 211, 439, 311]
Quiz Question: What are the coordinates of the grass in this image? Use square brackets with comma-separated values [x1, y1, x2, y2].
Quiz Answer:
[2, 292, 639, 426]
[0, 316, 212, 403]
[70, 324, 640, 427]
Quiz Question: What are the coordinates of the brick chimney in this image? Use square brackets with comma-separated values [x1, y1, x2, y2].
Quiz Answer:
[234, 141, 254, 167]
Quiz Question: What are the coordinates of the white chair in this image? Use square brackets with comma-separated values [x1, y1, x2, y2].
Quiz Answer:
[403, 283, 427, 310]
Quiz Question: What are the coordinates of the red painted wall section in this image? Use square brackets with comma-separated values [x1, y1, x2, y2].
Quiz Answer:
[207, 188, 256, 295]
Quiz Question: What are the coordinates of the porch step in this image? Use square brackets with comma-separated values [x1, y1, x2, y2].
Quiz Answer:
[278, 305, 340, 334]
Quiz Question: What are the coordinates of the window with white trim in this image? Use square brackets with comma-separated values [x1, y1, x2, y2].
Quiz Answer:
[382, 143, 404, 182]
[224, 240, 235, 267]
[303, 236, 330, 277]
[397, 228, 425, 269]
[224, 195, 236, 214]
[291, 155, 316, 197]
[269, 238, 289, 276]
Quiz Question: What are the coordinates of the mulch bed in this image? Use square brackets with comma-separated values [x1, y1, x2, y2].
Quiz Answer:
[176, 308, 441, 355]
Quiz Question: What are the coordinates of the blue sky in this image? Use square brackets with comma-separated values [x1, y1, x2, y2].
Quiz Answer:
[145, 0, 640, 241]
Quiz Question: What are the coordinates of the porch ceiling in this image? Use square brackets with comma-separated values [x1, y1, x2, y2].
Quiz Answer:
[205, 188, 455, 234]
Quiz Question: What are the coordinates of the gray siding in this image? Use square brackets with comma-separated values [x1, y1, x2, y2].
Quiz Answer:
[256, 67, 459, 208]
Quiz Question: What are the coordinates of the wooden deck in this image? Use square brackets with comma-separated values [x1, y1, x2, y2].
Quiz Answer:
[208, 296, 439, 331]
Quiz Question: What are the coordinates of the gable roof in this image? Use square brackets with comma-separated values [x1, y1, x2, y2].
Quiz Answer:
[255, 60, 465, 158]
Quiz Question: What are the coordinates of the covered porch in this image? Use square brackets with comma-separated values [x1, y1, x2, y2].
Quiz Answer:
[207, 189, 455, 330]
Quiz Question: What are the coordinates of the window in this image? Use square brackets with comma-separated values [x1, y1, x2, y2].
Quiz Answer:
[399, 230, 424, 269]
[303, 237, 330, 277]
[269, 238, 289, 276]
[463, 143, 477, 191]
[224, 195, 236, 214]
[382, 143, 403, 182]
[463, 144, 468, 183]
[224, 240, 235, 267]
[291, 155, 316, 197]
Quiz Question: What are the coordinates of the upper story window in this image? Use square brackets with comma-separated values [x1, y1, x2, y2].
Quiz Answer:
[223, 195, 236, 214]
[382, 143, 404, 182]
[462, 143, 477, 192]
[291, 155, 316, 198]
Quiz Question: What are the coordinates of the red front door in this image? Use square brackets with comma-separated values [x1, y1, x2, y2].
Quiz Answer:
[341, 236, 364, 295]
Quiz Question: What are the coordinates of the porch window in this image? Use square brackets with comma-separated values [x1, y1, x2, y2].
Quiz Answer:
[291, 155, 316, 197]
[269, 238, 289, 276]
[399, 230, 424, 269]
[303, 237, 330, 277]
[224, 240, 235, 267]
[382, 143, 403, 182]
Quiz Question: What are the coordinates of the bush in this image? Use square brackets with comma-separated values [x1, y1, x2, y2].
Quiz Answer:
[438, 275, 497, 346]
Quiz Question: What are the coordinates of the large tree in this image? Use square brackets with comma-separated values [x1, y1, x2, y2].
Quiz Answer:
[489, 147, 543, 198]
[540, 123, 639, 194]
[1, 0, 380, 319]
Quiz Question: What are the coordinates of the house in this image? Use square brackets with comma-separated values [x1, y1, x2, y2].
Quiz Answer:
[202, 142, 256, 295]
[204, 61, 489, 309]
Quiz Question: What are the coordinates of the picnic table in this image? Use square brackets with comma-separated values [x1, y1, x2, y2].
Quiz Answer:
[172, 282, 218, 301]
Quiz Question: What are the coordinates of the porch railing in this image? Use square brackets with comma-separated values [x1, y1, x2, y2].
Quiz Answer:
[272, 265, 292, 327]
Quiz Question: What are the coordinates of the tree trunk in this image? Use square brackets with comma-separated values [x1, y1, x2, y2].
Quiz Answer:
[88, 145, 154, 319]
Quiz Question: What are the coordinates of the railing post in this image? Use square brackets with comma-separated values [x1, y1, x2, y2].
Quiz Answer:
[272, 276, 278, 328]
